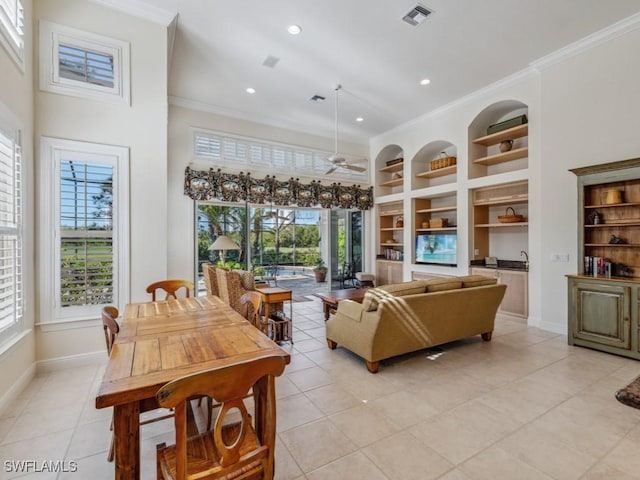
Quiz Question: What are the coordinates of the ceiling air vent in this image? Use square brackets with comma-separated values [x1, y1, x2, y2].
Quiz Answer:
[262, 55, 280, 68]
[309, 94, 325, 102]
[402, 4, 432, 26]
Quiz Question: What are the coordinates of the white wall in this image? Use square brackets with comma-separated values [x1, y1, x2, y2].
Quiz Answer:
[537, 27, 640, 332]
[369, 22, 640, 334]
[0, 0, 35, 410]
[34, 0, 169, 362]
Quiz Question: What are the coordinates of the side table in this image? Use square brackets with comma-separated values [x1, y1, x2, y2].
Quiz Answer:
[257, 287, 293, 344]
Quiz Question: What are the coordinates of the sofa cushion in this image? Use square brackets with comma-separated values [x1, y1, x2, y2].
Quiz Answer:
[424, 277, 462, 292]
[362, 280, 427, 311]
[458, 274, 497, 288]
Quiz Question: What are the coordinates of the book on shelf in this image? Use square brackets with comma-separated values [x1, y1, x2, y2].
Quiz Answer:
[384, 248, 403, 261]
[584, 256, 611, 278]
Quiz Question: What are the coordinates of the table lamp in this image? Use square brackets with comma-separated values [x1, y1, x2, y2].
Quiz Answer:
[208, 235, 240, 267]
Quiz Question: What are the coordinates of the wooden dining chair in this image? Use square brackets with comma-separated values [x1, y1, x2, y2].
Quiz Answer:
[146, 279, 194, 301]
[156, 354, 286, 480]
[102, 305, 176, 463]
[240, 291, 263, 329]
[101, 306, 120, 462]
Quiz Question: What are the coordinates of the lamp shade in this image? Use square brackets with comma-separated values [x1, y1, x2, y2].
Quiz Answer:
[208, 235, 240, 251]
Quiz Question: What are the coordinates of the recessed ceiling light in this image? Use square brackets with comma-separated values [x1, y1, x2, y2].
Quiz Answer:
[420, 78, 431, 85]
[287, 24, 301, 35]
[246, 87, 256, 94]
[356, 117, 364, 122]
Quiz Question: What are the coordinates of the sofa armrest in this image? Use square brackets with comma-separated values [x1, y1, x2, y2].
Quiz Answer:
[335, 299, 364, 322]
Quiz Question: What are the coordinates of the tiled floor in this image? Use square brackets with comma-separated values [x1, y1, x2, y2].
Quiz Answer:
[2, 296, 640, 479]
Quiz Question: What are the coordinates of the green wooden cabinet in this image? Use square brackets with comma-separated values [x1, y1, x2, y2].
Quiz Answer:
[568, 276, 635, 355]
[568, 158, 640, 360]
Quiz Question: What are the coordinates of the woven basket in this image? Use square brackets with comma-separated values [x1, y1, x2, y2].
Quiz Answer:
[498, 207, 524, 223]
[430, 152, 457, 171]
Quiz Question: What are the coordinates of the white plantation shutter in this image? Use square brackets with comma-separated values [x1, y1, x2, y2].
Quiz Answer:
[0, 121, 23, 335]
[58, 43, 115, 88]
[0, 0, 24, 66]
[193, 130, 369, 182]
[195, 135, 221, 159]
[59, 160, 114, 308]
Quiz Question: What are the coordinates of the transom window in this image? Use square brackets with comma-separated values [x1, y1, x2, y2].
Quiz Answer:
[39, 20, 130, 105]
[58, 43, 115, 88]
[193, 129, 368, 183]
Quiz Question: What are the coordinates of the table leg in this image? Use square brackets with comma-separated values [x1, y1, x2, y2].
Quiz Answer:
[323, 301, 331, 321]
[113, 402, 140, 480]
[263, 302, 271, 336]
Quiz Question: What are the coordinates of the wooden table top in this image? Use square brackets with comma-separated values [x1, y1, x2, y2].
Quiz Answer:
[95, 296, 290, 409]
[314, 287, 370, 305]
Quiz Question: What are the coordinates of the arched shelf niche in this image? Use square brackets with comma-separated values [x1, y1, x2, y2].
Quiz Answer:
[411, 140, 457, 190]
[468, 100, 528, 180]
[375, 144, 404, 196]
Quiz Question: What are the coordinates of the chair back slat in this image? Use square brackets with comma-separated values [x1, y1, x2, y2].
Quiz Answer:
[156, 355, 285, 480]
[146, 279, 194, 301]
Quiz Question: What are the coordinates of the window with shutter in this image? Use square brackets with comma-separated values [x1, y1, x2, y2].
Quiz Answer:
[0, 0, 24, 68]
[59, 161, 114, 308]
[40, 138, 129, 322]
[193, 129, 368, 183]
[0, 105, 23, 343]
[39, 21, 130, 105]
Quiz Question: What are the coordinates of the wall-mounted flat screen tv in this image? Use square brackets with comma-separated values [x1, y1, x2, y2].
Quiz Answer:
[415, 234, 457, 266]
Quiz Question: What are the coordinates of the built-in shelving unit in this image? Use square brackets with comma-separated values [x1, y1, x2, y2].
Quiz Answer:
[471, 180, 528, 260]
[377, 200, 404, 284]
[415, 165, 457, 179]
[469, 107, 529, 180]
[378, 161, 404, 188]
[568, 158, 640, 361]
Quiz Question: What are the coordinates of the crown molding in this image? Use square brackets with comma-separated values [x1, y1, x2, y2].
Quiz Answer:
[88, 0, 177, 26]
[169, 96, 369, 145]
[531, 12, 640, 71]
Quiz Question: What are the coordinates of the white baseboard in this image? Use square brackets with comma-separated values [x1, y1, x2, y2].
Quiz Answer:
[527, 315, 567, 335]
[36, 350, 106, 374]
[0, 363, 36, 415]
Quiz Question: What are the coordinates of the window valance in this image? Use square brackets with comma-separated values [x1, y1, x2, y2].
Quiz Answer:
[184, 167, 374, 210]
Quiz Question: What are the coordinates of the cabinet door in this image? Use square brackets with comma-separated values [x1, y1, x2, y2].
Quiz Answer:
[498, 270, 528, 318]
[570, 280, 631, 350]
[389, 262, 403, 283]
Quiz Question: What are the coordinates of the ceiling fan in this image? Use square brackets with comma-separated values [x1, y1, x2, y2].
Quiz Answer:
[325, 84, 368, 175]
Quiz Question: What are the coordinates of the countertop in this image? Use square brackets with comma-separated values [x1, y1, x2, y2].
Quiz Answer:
[470, 259, 528, 272]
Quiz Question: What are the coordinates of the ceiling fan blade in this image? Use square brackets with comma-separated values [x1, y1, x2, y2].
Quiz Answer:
[325, 165, 338, 175]
[343, 164, 367, 172]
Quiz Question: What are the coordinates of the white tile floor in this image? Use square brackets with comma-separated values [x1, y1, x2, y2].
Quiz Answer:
[2, 296, 640, 479]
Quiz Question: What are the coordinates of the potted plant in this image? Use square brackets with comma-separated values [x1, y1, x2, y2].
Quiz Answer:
[313, 258, 327, 282]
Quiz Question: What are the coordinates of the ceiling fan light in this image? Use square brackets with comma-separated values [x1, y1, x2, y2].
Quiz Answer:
[356, 117, 364, 122]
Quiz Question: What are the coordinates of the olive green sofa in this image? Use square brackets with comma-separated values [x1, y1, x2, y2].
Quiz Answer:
[325, 276, 507, 373]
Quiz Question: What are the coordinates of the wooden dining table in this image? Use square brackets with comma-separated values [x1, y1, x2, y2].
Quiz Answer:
[95, 295, 290, 480]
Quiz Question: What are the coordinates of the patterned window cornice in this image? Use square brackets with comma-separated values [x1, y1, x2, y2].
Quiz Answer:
[184, 167, 374, 210]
